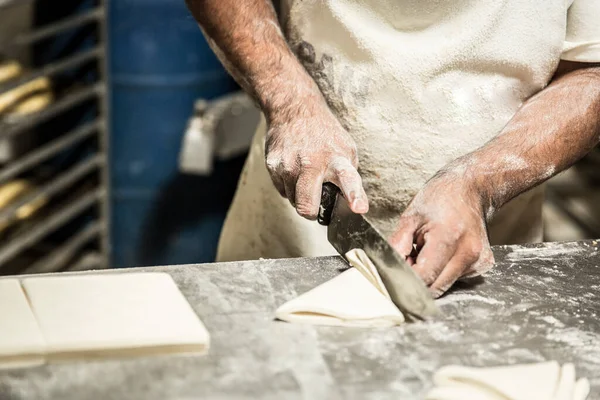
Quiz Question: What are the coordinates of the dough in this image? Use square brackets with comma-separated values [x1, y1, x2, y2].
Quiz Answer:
[0, 279, 45, 369]
[426, 362, 590, 400]
[346, 247, 391, 299]
[275, 249, 405, 327]
[21, 272, 210, 361]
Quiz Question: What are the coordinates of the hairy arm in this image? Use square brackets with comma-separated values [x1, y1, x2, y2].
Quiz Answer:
[392, 61, 600, 297]
[456, 61, 600, 217]
[185, 0, 318, 118]
[185, 0, 368, 218]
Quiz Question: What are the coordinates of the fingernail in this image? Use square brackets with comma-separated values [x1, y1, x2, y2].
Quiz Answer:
[351, 199, 368, 213]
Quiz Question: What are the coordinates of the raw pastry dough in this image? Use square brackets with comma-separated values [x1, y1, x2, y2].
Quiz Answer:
[275, 249, 405, 327]
[426, 362, 590, 400]
[0, 279, 45, 369]
[21, 272, 210, 361]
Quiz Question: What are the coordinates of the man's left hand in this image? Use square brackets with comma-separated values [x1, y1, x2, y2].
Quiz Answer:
[389, 172, 495, 298]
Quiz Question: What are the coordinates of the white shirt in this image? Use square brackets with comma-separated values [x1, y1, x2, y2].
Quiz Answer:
[216, 0, 600, 261]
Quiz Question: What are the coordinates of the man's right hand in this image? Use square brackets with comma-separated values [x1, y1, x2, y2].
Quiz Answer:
[186, 0, 368, 219]
[265, 100, 369, 220]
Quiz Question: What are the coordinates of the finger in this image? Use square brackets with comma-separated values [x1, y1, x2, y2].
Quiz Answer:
[389, 215, 419, 258]
[412, 232, 458, 286]
[295, 168, 325, 220]
[461, 248, 495, 279]
[327, 157, 369, 214]
[430, 240, 485, 297]
[428, 254, 467, 298]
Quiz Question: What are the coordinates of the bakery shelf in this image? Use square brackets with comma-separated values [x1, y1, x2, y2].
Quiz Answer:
[0, 84, 103, 138]
[0, 119, 100, 184]
[0, 0, 109, 273]
[0, 153, 103, 226]
[0, 188, 104, 268]
[0, 46, 103, 94]
[5, 8, 104, 50]
[22, 220, 103, 274]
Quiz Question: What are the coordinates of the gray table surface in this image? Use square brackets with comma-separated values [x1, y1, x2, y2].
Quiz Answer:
[1, 240, 600, 400]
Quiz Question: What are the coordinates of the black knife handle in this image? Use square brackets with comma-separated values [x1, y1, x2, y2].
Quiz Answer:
[318, 182, 339, 226]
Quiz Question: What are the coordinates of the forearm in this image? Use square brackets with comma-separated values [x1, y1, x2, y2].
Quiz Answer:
[185, 0, 324, 118]
[443, 63, 600, 218]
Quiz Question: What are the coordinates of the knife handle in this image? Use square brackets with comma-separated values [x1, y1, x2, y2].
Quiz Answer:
[317, 182, 339, 226]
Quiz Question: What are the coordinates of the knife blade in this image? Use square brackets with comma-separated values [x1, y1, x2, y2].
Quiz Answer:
[318, 183, 439, 321]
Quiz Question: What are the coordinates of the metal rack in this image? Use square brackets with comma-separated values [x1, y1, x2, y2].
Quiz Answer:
[0, 0, 109, 274]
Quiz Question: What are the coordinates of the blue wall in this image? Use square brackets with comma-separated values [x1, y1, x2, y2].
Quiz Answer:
[109, 0, 240, 267]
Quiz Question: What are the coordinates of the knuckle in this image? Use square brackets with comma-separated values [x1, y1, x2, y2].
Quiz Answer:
[464, 244, 483, 263]
[396, 215, 419, 233]
[265, 154, 281, 172]
[299, 155, 313, 168]
[433, 234, 455, 251]
[428, 224, 457, 244]
[272, 156, 296, 178]
[331, 162, 357, 181]
[445, 226, 463, 243]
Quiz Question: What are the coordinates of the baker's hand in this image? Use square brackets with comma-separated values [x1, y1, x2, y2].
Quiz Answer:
[389, 172, 494, 298]
[265, 100, 369, 219]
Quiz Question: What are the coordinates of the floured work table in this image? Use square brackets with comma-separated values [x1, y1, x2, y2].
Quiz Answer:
[1, 240, 599, 400]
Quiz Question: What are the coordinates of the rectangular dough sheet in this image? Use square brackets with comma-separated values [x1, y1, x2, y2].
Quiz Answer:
[21, 272, 209, 361]
[0, 279, 45, 369]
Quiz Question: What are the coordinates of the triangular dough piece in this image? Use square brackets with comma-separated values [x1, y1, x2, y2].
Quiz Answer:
[22, 272, 210, 361]
[0, 279, 45, 369]
[275, 260, 404, 327]
[433, 362, 561, 400]
[345, 248, 391, 299]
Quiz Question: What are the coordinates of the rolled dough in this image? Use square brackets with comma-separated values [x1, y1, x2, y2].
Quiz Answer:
[426, 362, 590, 400]
[0, 279, 45, 369]
[275, 249, 405, 327]
[21, 272, 210, 361]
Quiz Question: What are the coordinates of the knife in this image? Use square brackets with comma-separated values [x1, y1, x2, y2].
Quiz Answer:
[318, 183, 439, 321]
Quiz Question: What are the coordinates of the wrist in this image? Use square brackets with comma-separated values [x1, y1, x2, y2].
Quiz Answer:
[256, 66, 326, 123]
[436, 159, 495, 221]
[264, 87, 330, 127]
